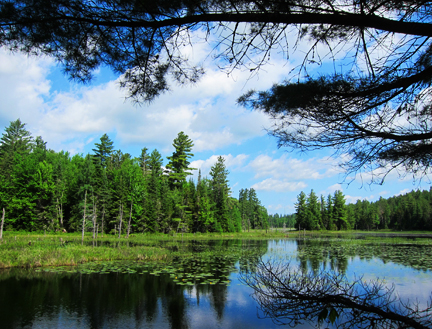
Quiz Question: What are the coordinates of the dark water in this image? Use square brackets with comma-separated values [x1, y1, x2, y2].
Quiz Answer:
[0, 271, 277, 328]
[1, 237, 432, 328]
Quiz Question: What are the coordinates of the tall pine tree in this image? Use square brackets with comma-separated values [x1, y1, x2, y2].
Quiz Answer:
[166, 132, 195, 189]
[210, 156, 230, 232]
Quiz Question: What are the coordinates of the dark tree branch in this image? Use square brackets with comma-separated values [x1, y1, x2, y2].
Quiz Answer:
[2, 1, 432, 182]
[241, 260, 432, 328]
[4, 12, 432, 38]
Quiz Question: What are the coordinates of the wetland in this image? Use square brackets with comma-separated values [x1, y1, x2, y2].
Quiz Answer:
[1, 232, 432, 328]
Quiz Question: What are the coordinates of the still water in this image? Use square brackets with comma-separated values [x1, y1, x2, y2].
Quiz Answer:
[1, 236, 432, 328]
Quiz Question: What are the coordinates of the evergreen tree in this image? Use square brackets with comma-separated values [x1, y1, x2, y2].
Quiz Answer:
[197, 177, 215, 232]
[228, 197, 242, 232]
[91, 134, 115, 234]
[238, 188, 248, 231]
[138, 147, 150, 175]
[144, 149, 164, 232]
[70, 154, 97, 232]
[166, 132, 195, 189]
[148, 149, 163, 174]
[92, 133, 114, 169]
[306, 189, 320, 230]
[51, 151, 71, 229]
[0, 119, 34, 177]
[295, 191, 307, 230]
[210, 156, 230, 232]
[258, 204, 269, 231]
[33, 159, 55, 230]
[320, 195, 328, 230]
[333, 190, 347, 230]
[0, 127, 274, 234]
[247, 188, 262, 229]
[326, 194, 335, 230]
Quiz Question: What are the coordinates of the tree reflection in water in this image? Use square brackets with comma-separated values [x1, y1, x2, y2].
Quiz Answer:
[241, 260, 432, 329]
[0, 239, 271, 328]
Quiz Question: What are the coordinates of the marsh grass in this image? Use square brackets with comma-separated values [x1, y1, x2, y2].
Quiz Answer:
[0, 232, 170, 268]
[0, 230, 277, 269]
[1, 230, 431, 269]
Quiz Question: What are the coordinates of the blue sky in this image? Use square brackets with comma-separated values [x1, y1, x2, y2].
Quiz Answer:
[0, 37, 426, 214]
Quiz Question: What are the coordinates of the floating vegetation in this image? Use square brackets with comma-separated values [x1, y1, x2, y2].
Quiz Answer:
[295, 237, 432, 273]
[31, 245, 265, 287]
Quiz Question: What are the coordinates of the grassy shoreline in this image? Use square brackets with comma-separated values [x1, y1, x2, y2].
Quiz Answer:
[1, 229, 431, 269]
[0, 230, 285, 269]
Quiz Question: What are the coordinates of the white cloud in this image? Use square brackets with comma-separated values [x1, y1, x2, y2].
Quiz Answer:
[0, 36, 294, 155]
[345, 195, 369, 204]
[344, 193, 382, 204]
[190, 153, 249, 177]
[0, 50, 51, 127]
[319, 183, 343, 196]
[395, 188, 412, 197]
[248, 154, 341, 181]
[251, 178, 307, 192]
[347, 164, 416, 186]
[267, 204, 283, 211]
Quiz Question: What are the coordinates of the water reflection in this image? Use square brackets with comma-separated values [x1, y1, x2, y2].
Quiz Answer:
[2, 237, 432, 328]
[0, 273, 233, 328]
[0, 239, 274, 329]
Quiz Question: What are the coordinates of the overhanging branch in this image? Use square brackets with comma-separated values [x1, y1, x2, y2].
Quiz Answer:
[4, 12, 432, 38]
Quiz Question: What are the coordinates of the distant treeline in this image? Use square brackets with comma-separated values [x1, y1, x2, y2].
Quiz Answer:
[292, 188, 432, 231]
[0, 119, 268, 234]
[346, 188, 432, 231]
[268, 213, 296, 229]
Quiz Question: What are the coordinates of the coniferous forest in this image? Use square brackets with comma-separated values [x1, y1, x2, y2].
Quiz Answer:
[0, 119, 269, 234]
[283, 189, 432, 231]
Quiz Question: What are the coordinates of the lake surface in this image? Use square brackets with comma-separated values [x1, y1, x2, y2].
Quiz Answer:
[1, 236, 432, 328]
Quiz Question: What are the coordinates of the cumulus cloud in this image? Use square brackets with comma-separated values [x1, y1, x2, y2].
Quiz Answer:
[267, 204, 283, 211]
[245, 153, 344, 193]
[0, 32, 293, 155]
[190, 153, 249, 177]
[345, 195, 368, 204]
[248, 154, 341, 181]
[251, 178, 307, 192]
[344, 193, 384, 204]
[395, 188, 412, 197]
[319, 183, 343, 196]
[0, 50, 51, 128]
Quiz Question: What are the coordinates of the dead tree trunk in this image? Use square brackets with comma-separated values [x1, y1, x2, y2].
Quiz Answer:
[101, 204, 105, 238]
[0, 208, 5, 240]
[57, 190, 64, 228]
[118, 203, 123, 239]
[59, 191, 64, 227]
[127, 201, 133, 238]
[92, 196, 97, 240]
[82, 190, 87, 245]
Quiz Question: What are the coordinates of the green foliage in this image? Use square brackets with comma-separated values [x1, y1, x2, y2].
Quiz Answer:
[2, 1, 432, 185]
[295, 191, 307, 230]
[239, 188, 268, 231]
[295, 189, 346, 231]
[0, 119, 34, 183]
[268, 213, 296, 229]
[292, 187, 432, 231]
[166, 132, 195, 188]
[210, 156, 230, 232]
[92, 133, 114, 169]
[345, 188, 432, 231]
[0, 121, 267, 234]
